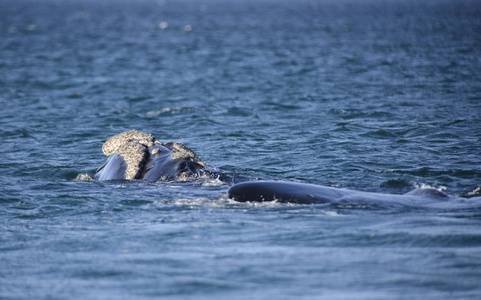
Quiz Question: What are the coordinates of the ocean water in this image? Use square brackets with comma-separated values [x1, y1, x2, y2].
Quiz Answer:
[1, 0, 481, 299]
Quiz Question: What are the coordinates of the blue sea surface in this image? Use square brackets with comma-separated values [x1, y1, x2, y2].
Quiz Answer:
[1, 0, 481, 299]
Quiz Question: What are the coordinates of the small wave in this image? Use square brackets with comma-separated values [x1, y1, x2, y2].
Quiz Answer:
[75, 173, 94, 180]
[327, 109, 395, 120]
[146, 106, 199, 117]
[459, 186, 481, 198]
[199, 177, 228, 187]
[380, 179, 412, 188]
[360, 129, 397, 139]
[383, 168, 481, 178]
[152, 196, 230, 208]
[413, 183, 447, 192]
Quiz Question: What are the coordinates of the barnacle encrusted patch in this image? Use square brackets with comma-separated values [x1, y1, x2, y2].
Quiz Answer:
[101, 130, 154, 179]
[102, 130, 155, 156]
[165, 141, 206, 167]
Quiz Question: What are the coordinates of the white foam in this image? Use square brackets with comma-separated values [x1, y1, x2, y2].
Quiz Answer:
[413, 183, 447, 192]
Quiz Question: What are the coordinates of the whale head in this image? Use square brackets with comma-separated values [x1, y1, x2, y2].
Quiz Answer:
[94, 130, 214, 181]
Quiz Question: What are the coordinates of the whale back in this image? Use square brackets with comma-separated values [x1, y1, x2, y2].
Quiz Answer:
[228, 181, 347, 204]
[227, 181, 465, 207]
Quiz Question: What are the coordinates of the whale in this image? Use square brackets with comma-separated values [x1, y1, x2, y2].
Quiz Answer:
[84, 130, 480, 207]
[92, 130, 216, 181]
[227, 181, 455, 206]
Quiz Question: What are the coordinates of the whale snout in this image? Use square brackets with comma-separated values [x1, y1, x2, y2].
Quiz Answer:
[176, 159, 211, 179]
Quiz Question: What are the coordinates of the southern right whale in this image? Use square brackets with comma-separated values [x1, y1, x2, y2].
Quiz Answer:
[84, 130, 480, 207]
[228, 180, 481, 207]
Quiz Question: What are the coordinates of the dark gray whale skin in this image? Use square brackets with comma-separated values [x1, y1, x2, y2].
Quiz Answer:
[228, 181, 481, 207]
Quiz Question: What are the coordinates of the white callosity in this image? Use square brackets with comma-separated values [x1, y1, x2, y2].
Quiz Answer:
[101, 130, 154, 179]
[165, 141, 206, 167]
